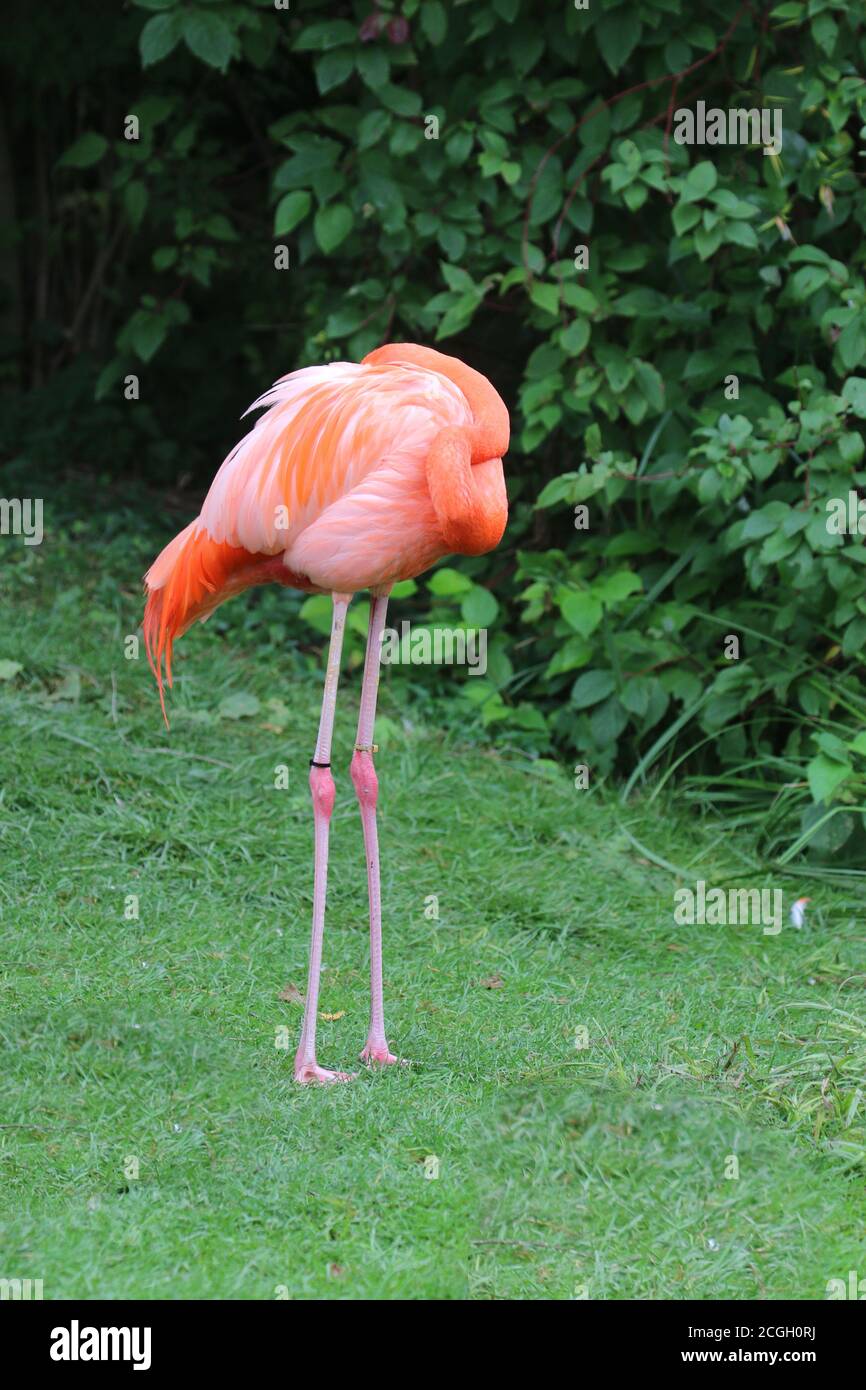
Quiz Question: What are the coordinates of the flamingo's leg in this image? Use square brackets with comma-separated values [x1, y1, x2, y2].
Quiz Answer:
[294, 592, 355, 1085]
[351, 594, 399, 1067]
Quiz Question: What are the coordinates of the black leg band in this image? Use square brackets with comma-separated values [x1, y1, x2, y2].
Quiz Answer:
[309, 759, 331, 768]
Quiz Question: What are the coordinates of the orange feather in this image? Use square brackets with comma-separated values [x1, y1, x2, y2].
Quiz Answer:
[143, 344, 509, 723]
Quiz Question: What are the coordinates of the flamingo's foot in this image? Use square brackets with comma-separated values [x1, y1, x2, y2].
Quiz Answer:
[294, 1061, 356, 1085]
[360, 1042, 404, 1068]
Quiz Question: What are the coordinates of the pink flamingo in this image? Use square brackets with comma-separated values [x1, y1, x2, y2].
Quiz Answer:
[143, 344, 509, 1083]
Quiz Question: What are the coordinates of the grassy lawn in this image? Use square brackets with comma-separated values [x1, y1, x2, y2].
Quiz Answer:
[2, 500, 866, 1300]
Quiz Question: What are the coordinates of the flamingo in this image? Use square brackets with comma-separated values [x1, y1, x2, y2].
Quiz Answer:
[143, 343, 509, 1083]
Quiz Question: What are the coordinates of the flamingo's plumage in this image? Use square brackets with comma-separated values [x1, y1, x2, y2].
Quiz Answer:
[142, 343, 510, 1083]
[143, 344, 508, 716]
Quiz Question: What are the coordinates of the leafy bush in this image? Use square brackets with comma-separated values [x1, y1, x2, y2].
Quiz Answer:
[3, 0, 866, 857]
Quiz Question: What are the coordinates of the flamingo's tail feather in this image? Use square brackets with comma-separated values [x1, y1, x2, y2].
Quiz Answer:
[143, 523, 265, 728]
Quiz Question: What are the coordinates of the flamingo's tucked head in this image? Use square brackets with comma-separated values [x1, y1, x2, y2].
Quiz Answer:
[363, 342, 510, 558]
[362, 342, 509, 462]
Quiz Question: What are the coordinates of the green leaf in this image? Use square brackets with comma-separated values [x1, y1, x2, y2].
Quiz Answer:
[590, 695, 628, 747]
[614, 288, 666, 318]
[390, 579, 418, 599]
[358, 109, 390, 150]
[274, 191, 311, 236]
[811, 12, 837, 55]
[634, 360, 665, 411]
[800, 802, 854, 855]
[545, 635, 592, 678]
[680, 161, 717, 203]
[571, 669, 616, 709]
[561, 591, 603, 638]
[599, 346, 632, 393]
[842, 377, 866, 418]
[273, 139, 343, 191]
[219, 692, 262, 720]
[741, 505, 784, 540]
[58, 133, 108, 168]
[620, 675, 653, 717]
[560, 319, 590, 355]
[124, 181, 148, 229]
[789, 265, 828, 302]
[315, 48, 354, 94]
[441, 263, 475, 292]
[129, 312, 167, 362]
[313, 202, 354, 254]
[596, 571, 642, 605]
[622, 182, 647, 213]
[838, 317, 866, 372]
[183, 10, 234, 70]
[205, 213, 236, 243]
[807, 752, 851, 803]
[95, 360, 124, 400]
[595, 11, 642, 74]
[439, 226, 466, 260]
[428, 567, 472, 596]
[421, 1, 447, 45]
[295, 21, 357, 51]
[724, 220, 759, 250]
[379, 83, 423, 117]
[152, 246, 177, 272]
[694, 225, 722, 261]
[435, 289, 483, 340]
[299, 595, 334, 635]
[139, 12, 182, 67]
[672, 200, 701, 235]
[461, 586, 499, 627]
[535, 474, 579, 508]
[356, 47, 389, 88]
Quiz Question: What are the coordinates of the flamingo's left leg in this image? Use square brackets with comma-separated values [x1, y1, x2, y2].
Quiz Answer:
[351, 593, 400, 1067]
[294, 592, 354, 1085]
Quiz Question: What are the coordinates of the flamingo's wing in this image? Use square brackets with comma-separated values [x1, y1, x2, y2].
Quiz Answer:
[143, 359, 473, 720]
[198, 361, 472, 554]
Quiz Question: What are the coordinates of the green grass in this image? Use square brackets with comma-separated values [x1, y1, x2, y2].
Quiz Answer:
[2, 503, 866, 1299]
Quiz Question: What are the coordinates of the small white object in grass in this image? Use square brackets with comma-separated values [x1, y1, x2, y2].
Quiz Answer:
[707, 1238, 719, 1251]
[790, 896, 810, 929]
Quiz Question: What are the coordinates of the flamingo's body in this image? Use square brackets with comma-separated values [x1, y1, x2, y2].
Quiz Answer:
[143, 343, 509, 1082]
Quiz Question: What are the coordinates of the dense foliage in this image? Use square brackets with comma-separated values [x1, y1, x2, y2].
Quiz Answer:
[2, 0, 866, 858]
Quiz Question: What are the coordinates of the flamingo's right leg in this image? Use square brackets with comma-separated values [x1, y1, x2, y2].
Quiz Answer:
[351, 594, 400, 1068]
[294, 593, 355, 1085]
